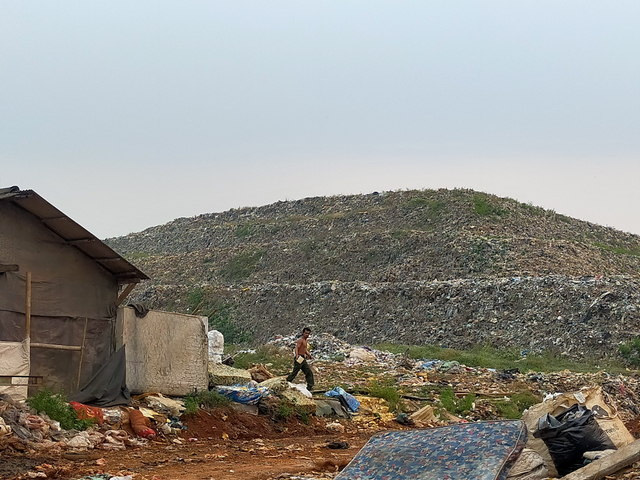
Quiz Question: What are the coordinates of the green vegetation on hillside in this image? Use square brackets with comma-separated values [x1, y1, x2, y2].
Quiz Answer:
[376, 343, 628, 374]
[219, 249, 264, 281]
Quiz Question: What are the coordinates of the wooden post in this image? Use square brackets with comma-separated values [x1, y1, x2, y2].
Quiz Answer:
[77, 318, 88, 389]
[25, 272, 31, 340]
[116, 283, 137, 307]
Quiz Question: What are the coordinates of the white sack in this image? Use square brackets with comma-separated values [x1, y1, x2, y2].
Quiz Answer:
[0, 340, 30, 402]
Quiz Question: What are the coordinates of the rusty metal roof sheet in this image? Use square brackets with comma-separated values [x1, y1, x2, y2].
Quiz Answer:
[0, 186, 148, 284]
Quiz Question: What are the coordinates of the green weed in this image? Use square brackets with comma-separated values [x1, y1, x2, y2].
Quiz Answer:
[275, 400, 295, 420]
[438, 387, 475, 415]
[219, 250, 264, 281]
[27, 390, 95, 431]
[184, 390, 231, 414]
[230, 345, 292, 373]
[594, 243, 640, 258]
[368, 379, 403, 413]
[473, 194, 506, 217]
[406, 197, 430, 208]
[619, 338, 640, 366]
[235, 224, 256, 238]
[390, 229, 409, 239]
[208, 301, 252, 344]
[375, 343, 626, 374]
[494, 391, 541, 419]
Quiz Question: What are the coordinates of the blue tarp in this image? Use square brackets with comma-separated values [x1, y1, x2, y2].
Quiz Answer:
[335, 420, 527, 480]
[216, 384, 271, 405]
[325, 387, 360, 412]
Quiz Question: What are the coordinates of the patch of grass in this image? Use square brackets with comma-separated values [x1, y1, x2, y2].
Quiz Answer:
[188, 290, 252, 344]
[368, 379, 403, 413]
[375, 343, 626, 374]
[438, 387, 475, 415]
[27, 390, 95, 431]
[299, 240, 319, 259]
[619, 338, 640, 366]
[275, 400, 295, 421]
[390, 229, 409, 239]
[318, 212, 345, 222]
[594, 243, 640, 258]
[219, 249, 264, 281]
[230, 344, 292, 373]
[235, 224, 256, 238]
[184, 390, 232, 415]
[406, 197, 430, 208]
[494, 391, 541, 419]
[298, 411, 311, 425]
[473, 194, 506, 217]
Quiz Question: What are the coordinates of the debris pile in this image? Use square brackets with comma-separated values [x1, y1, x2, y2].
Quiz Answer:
[0, 393, 188, 458]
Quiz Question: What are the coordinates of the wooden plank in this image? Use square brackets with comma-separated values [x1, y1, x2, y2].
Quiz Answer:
[0, 376, 43, 386]
[561, 439, 640, 480]
[25, 271, 31, 340]
[30, 343, 82, 351]
[77, 318, 88, 388]
[0, 264, 19, 272]
[116, 283, 137, 307]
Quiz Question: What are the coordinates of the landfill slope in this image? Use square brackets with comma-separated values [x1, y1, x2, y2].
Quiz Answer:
[105, 188, 640, 358]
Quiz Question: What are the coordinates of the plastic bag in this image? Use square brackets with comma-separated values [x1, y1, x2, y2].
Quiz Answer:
[533, 404, 616, 476]
[325, 387, 360, 412]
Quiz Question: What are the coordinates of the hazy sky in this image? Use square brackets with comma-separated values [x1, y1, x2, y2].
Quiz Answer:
[1, 1, 639, 239]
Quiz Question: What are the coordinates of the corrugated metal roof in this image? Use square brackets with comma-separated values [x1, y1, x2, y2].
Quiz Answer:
[0, 186, 149, 284]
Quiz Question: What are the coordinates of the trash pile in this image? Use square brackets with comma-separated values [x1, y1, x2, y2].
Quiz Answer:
[0, 392, 187, 456]
[268, 333, 397, 364]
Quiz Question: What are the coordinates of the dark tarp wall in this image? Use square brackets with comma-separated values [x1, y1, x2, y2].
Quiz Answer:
[0, 201, 118, 394]
[0, 201, 118, 320]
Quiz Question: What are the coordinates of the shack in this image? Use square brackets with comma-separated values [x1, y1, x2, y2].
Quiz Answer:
[0, 186, 148, 399]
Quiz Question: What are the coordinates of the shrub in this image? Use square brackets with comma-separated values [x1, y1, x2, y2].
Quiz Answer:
[27, 390, 94, 431]
[619, 338, 640, 367]
[208, 300, 252, 344]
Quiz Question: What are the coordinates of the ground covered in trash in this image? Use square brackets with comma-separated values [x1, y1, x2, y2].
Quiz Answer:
[0, 407, 390, 480]
[7, 334, 640, 479]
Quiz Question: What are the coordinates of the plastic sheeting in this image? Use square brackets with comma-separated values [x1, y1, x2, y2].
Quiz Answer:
[69, 346, 131, 407]
[0, 201, 118, 320]
[0, 311, 113, 394]
[336, 420, 527, 480]
[0, 200, 119, 394]
[0, 340, 30, 401]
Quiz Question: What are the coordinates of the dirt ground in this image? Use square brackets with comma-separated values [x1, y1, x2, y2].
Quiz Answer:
[4, 410, 640, 480]
[6, 356, 640, 479]
[0, 407, 400, 480]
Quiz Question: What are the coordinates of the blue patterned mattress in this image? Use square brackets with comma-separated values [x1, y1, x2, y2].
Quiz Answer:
[335, 420, 527, 480]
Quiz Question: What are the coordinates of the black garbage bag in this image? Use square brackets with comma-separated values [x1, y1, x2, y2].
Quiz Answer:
[533, 404, 616, 476]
